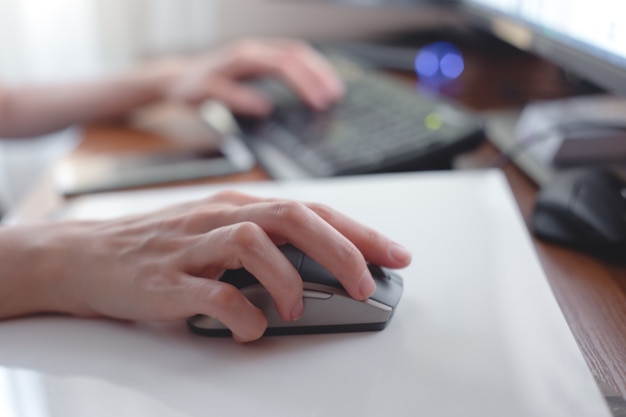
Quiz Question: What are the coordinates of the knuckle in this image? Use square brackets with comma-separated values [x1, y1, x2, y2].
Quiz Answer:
[211, 190, 244, 203]
[176, 207, 215, 233]
[227, 221, 266, 249]
[307, 202, 335, 222]
[230, 39, 258, 58]
[138, 269, 180, 289]
[335, 242, 364, 270]
[270, 201, 311, 225]
[205, 283, 242, 310]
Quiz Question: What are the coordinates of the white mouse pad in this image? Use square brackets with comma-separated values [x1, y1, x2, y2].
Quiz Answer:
[0, 170, 611, 417]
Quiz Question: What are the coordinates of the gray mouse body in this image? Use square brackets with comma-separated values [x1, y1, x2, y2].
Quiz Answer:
[187, 244, 404, 337]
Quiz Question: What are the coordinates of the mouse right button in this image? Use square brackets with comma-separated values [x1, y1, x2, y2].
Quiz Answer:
[371, 269, 404, 309]
[298, 255, 344, 290]
[367, 264, 387, 279]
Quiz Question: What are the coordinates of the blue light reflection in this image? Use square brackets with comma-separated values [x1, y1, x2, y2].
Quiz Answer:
[414, 41, 465, 86]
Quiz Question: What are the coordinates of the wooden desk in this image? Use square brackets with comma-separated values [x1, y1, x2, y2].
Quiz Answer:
[10, 40, 626, 407]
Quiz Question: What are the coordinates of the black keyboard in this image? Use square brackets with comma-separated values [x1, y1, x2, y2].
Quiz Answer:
[236, 54, 484, 178]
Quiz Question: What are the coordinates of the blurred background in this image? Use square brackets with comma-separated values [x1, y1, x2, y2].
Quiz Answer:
[0, 0, 456, 210]
[0, 0, 457, 82]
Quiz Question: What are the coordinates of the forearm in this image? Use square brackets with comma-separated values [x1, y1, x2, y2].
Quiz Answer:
[0, 59, 185, 138]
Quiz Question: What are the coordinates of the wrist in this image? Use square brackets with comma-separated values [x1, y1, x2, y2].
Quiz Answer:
[0, 223, 97, 319]
[138, 57, 190, 103]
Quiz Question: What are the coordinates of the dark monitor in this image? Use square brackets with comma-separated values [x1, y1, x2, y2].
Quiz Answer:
[460, 1, 626, 96]
[306, 0, 626, 96]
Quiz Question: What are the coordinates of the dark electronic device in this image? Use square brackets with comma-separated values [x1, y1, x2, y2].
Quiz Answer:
[232, 53, 484, 179]
[54, 102, 256, 196]
[531, 169, 626, 259]
[462, 1, 626, 97]
[54, 147, 253, 196]
[187, 244, 404, 337]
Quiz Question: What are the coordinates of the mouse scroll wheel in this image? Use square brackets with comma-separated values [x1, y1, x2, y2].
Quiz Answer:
[367, 264, 387, 279]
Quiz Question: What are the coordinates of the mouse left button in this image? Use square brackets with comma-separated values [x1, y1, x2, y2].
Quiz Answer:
[279, 244, 305, 269]
[219, 268, 259, 288]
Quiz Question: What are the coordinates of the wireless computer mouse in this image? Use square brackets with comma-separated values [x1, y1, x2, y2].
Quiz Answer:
[531, 168, 626, 259]
[187, 244, 404, 337]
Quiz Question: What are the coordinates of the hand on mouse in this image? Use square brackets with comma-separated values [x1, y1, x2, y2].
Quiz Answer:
[153, 37, 345, 116]
[0, 191, 411, 342]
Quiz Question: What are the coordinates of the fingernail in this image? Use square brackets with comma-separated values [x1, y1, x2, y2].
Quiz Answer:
[291, 299, 304, 321]
[359, 271, 376, 299]
[389, 243, 412, 264]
